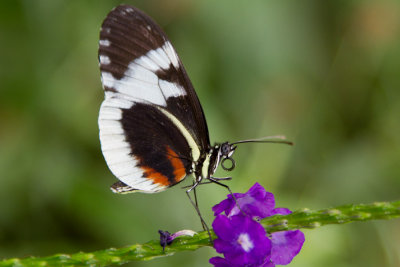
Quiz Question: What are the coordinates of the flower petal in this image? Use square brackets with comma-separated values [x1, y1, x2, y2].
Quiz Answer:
[212, 198, 232, 216]
[209, 256, 238, 267]
[212, 215, 235, 241]
[271, 207, 292, 216]
[261, 260, 276, 267]
[270, 230, 305, 265]
[216, 215, 272, 266]
[213, 183, 276, 219]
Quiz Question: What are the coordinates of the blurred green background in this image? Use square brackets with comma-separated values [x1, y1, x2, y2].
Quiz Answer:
[1, 0, 400, 266]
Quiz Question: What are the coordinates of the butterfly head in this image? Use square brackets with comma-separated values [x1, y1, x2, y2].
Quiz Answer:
[209, 136, 293, 176]
[218, 142, 237, 172]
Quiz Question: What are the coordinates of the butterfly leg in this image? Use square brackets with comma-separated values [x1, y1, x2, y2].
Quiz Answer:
[208, 177, 246, 216]
[192, 186, 208, 231]
[186, 183, 213, 244]
[181, 178, 227, 189]
[209, 176, 232, 181]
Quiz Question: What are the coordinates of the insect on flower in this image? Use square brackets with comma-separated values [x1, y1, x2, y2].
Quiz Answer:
[98, 5, 292, 239]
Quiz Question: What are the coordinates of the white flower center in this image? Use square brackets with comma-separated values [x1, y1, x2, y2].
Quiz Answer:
[237, 233, 254, 252]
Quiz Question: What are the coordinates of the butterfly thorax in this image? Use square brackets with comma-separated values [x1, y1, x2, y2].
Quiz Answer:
[193, 142, 237, 184]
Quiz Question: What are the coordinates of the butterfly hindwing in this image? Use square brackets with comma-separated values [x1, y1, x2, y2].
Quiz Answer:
[98, 5, 210, 192]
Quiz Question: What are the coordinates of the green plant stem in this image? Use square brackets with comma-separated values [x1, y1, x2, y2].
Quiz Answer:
[1, 200, 399, 266]
[260, 201, 400, 232]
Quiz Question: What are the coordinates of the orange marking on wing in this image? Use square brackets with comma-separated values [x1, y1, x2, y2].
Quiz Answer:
[166, 146, 187, 182]
[141, 166, 171, 186]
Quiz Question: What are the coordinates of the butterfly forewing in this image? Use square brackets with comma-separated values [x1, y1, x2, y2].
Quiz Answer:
[98, 5, 210, 193]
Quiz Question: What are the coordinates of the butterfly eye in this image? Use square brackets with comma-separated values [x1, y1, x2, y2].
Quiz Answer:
[221, 157, 236, 171]
[220, 143, 230, 155]
[220, 142, 236, 157]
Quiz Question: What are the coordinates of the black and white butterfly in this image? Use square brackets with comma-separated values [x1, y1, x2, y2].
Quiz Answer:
[98, 5, 291, 232]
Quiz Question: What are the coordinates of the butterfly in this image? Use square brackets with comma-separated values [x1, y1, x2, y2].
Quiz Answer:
[98, 5, 291, 233]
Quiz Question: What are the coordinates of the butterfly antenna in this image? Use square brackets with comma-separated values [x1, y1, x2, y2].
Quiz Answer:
[230, 135, 294, 146]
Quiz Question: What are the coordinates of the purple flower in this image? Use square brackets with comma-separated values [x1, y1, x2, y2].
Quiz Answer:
[159, 229, 196, 251]
[159, 230, 173, 251]
[210, 256, 276, 267]
[211, 214, 271, 266]
[209, 257, 232, 267]
[270, 230, 305, 265]
[267, 208, 305, 265]
[213, 182, 275, 219]
[210, 183, 305, 267]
